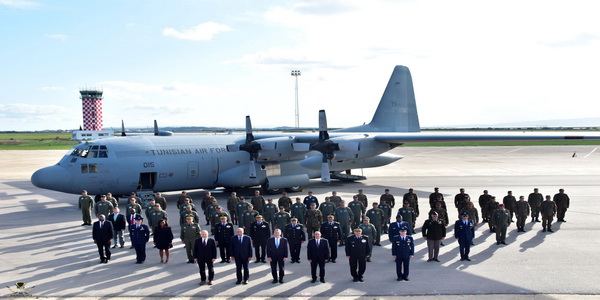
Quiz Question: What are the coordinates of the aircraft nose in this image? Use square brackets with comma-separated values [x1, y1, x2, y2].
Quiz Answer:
[31, 165, 72, 192]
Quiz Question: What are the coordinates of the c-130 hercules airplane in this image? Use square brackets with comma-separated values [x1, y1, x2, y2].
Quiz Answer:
[31, 65, 600, 196]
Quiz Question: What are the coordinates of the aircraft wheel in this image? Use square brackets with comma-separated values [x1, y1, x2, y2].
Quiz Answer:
[285, 186, 302, 193]
[263, 187, 282, 195]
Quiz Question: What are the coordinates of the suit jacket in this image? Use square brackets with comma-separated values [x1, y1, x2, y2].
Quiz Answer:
[345, 235, 371, 258]
[229, 234, 253, 260]
[454, 219, 474, 242]
[193, 237, 217, 262]
[307, 238, 330, 262]
[266, 237, 289, 261]
[391, 235, 414, 259]
[127, 213, 141, 226]
[108, 213, 126, 231]
[92, 220, 114, 242]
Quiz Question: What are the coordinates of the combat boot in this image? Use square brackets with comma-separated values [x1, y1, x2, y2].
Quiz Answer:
[547, 226, 553, 232]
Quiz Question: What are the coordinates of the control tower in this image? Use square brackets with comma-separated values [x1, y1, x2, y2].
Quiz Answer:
[80, 89, 104, 131]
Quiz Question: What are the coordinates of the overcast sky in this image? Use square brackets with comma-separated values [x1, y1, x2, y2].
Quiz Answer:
[1, 0, 599, 131]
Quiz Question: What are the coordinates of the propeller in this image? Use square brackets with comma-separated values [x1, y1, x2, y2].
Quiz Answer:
[309, 110, 338, 183]
[121, 120, 126, 136]
[228, 116, 261, 178]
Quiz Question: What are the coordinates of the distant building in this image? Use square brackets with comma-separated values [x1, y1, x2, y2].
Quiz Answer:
[72, 89, 113, 140]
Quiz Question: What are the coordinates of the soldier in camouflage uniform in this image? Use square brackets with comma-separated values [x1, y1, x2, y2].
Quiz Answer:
[528, 188, 544, 223]
[318, 197, 336, 218]
[491, 204, 511, 244]
[180, 205, 200, 225]
[329, 191, 343, 208]
[251, 190, 266, 214]
[540, 195, 557, 232]
[487, 197, 500, 233]
[210, 206, 230, 235]
[515, 196, 530, 232]
[380, 188, 396, 208]
[240, 205, 259, 232]
[272, 206, 291, 231]
[291, 197, 307, 225]
[176, 191, 193, 209]
[378, 199, 392, 234]
[553, 189, 570, 222]
[106, 192, 119, 209]
[263, 199, 279, 224]
[153, 192, 167, 210]
[503, 191, 517, 222]
[278, 192, 293, 212]
[397, 201, 417, 234]
[305, 203, 323, 238]
[355, 189, 368, 208]
[334, 200, 354, 246]
[148, 203, 168, 233]
[358, 217, 377, 261]
[348, 195, 366, 230]
[227, 192, 240, 225]
[180, 216, 201, 263]
[478, 190, 493, 223]
[365, 202, 385, 246]
[79, 190, 94, 226]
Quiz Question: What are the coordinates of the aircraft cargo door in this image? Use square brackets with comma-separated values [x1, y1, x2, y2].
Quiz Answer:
[187, 161, 199, 180]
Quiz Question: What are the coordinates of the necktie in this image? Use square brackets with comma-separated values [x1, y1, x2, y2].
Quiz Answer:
[100, 222, 103, 229]
[464, 221, 468, 226]
[203, 239, 206, 246]
[276, 238, 279, 248]
[239, 236, 242, 243]
[316, 239, 319, 247]
[114, 215, 117, 222]
[330, 222, 333, 226]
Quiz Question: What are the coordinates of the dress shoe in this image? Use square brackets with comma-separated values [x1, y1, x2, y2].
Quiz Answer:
[535, 218, 541, 222]
[272, 279, 278, 284]
[242, 280, 248, 284]
[208, 281, 212, 285]
[104, 259, 109, 264]
[440, 242, 445, 246]
[200, 281, 206, 286]
[320, 278, 326, 283]
[135, 261, 142, 264]
[81, 223, 87, 226]
[471, 242, 475, 245]
[254, 260, 261, 263]
[235, 280, 241, 285]
[403, 278, 409, 281]
[427, 258, 433, 262]
[496, 242, 501, 245]
[220, 260, 226, 263]
[465, 258, 471, 261]
[397, 278, 402, 281]
[188, 260, 194, 264]
[262, 259, 267, 263]
[562, 219, 566, 223]
[353, 278, 359, 282]
[366, 258, 371, 262]
[331, 260, 336, 263]
[375, 243, 381, 246]
[279, 279, 284, 283]
[120, 245, 124, 248]
[434, 259, 440, 262]
[460, 258, 465, 261]
[112, 245, 117, 248]
[501, 242, 507, 245]
[358, 278, 364, 282]
[542, 229, 547, 232]
[311, 279, 317, 283]
[100, 259, 105, 264]
[130, 246, 134, 249]
[548, 229, 554, 232]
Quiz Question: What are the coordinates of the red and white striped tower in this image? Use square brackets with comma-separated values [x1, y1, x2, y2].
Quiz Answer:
[80, 89, 103, 131]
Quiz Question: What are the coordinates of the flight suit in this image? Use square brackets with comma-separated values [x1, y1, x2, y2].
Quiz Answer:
[378, 203, 392, 234]
[284, 223, 306, 262]
[528, 192, 544, 221]
[365, 208, 385, 244]
[180, 222, 201, 262]
[272, 212, 291, 231]
[263, 203, 279, 223]
[358, 223, 377, 258]
[334, 207, 354, 244]
[553, 193, 570, 221]
[278, 196, 293, 212]
[318, 202, 336, 218]
[396, 207, 416, 234]
[348, 201, 366, 229]
[291, 203, 307, 224]
[227, 196, 239, 224]
[305, 209, 323, 238]
[515, 201, 530, 231]
[540, 200, 557, 232]
[345, 234, 371, 281]
[491, 208, 511, 243]
[380, 193, 396, 208]
[235, 202, 249, 224]
[94, 201, 114, 218]
[149, 209, 168, 231]
[79, 195, 94, 225]
[240, 210, 259, 231]
[320, 221, 343, 261]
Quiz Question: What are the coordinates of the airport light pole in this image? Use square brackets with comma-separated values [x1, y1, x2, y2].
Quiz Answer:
[291, 70, 301, 129]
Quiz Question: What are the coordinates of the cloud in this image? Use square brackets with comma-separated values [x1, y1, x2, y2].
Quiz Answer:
[162, 22, 231, 41]
[0, 0, 39, 8]
[39, 86, 65, 91]
[0, 103, 76, 128]
[44, 34, 68, 41]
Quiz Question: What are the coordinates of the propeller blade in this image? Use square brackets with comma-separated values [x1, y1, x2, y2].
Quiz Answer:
[249, 159, 257, 178]
[245, 115, 254, 143]
[153, 120, 159, 136]
[321, 154, 331, 183]
[318, 110, 329, 140]
[121, 120, 126, 136]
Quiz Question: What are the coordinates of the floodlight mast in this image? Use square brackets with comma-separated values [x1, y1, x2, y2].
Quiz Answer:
[291, 70, 301, 129]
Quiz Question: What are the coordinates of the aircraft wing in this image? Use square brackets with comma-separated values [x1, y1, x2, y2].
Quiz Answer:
[373, 131, 600, 144]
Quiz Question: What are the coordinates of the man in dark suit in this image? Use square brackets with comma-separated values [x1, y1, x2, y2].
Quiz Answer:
[266, 228, 288, 284]
[307, 231, 330, 283]
[454, 212, 475, 261]
[346, 228, 371, 282]
[391, 228, 414, 281]
[108, 207, 126, 248]
[229, 228, 253, 284]
[130, 215, 150, 264]
[92, 214, 114, 263]
[193, 230, 217, 285]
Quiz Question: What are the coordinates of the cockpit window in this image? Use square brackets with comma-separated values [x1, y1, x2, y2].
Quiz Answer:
[71, 145, 108, 158]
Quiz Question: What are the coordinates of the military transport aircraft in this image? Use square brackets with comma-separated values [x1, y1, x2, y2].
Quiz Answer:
[31, 65, 600, 197]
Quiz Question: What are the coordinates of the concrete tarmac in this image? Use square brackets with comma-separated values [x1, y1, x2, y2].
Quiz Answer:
[1, 146, 599, 299]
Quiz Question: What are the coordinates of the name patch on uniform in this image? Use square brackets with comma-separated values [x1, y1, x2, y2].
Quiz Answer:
[361, 239, 366, 243]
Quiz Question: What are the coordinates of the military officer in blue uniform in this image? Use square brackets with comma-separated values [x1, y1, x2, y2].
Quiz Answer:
[283, 217, 306, 263]
[319, 215, 343, 263]
[130, 215, 150, 264]
[249, 215, 271, 263]
[388, 215, 410, 241]
[345, 228, 371, 282]
[214, 216, 234, 263]
[454, 212, 475, 261]
[391, 228, 414, 281]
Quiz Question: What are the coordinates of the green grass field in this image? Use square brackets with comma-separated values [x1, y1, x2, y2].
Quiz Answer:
[1, 132, 599, 150]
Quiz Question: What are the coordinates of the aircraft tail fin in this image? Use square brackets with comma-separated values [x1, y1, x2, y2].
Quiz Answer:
[336, 65, 420, 132]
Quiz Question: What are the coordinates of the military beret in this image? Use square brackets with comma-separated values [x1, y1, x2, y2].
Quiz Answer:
[353, 228, 362, 232]
[134, 215, 144, 220]
[499, 204, 504, 207]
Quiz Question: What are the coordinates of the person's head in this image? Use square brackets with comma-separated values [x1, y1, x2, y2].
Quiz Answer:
[353, 228, 362, 237]
[131, 192, 137, 197]
[184, 198, 190, 204]
[559, 188, 565, 193]
[460, 188, 465, 193]
[129, 198, 135, 204]
[534, 188, 539, 193]
[380, 199, 387, 205]
[255, 190, 260, 196]
[155, 192, 160, 197]
[340, 200, 346, 207]
[215, 206, 222, 212]
[256, 215, 263, 223]
[267, 198, 273, 203]
[182, 191, 187, 196]
[372, 202, 378, 208]
[483, 190, 488, 194]
[314, 231, 321, 239]
[431, 212, 439, 221]
[310, 203, 316, 210]
[239, 197, 245, 202]
[237, 228, 244, 236]
[519, 196, 525, 201]
[295, 197, 302, 203]
[149, 199, 155, 205]
[461, 212, 469, 219]
[82, 190, 88, 196]
[282, 191, 287, 196]
[332, 191, 337, 196]
[408, 188, 414, 193]
[201, 230, 209, 239]
[231, 192, 237, 197]
[279, 206, 285, 212]
[403, 201, 410, 208]
[308, 191, 313, 196]
[274, 228, 282, 238]
[545, 195, 552, 201]
[325, 197, 331, 202]
[358, 189, 364, 194]
[327, 215, 334, 222]
[499, 203, 505, 210]
[211, 199, 217, 205]
[434, 187, 439, 192]
[466, 201, 474, 208]
[205, 191, 211, 197]
[291, 218, 298, 224]
[353, 195, 359, 202]
[185, 216, 193, 224]
[113, 207, 120, 214]
[220, 216, 228, 223]
[491, 196, 496, 202]
[158, 219, 167, 228]
[399, 228, 407, 237]
[154, 204, 161, 211]
[248, 205, 254, 211]
[508, 190, 513, 195]
[384, 189, 390, 194]
[98, 214, 105, 221]
[396, 215, 403, 222]
[363, 217, 370, 224]
[135, 216, 143, 224]
[185, 206, 192, 212]
[100, 195, 107, 202]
